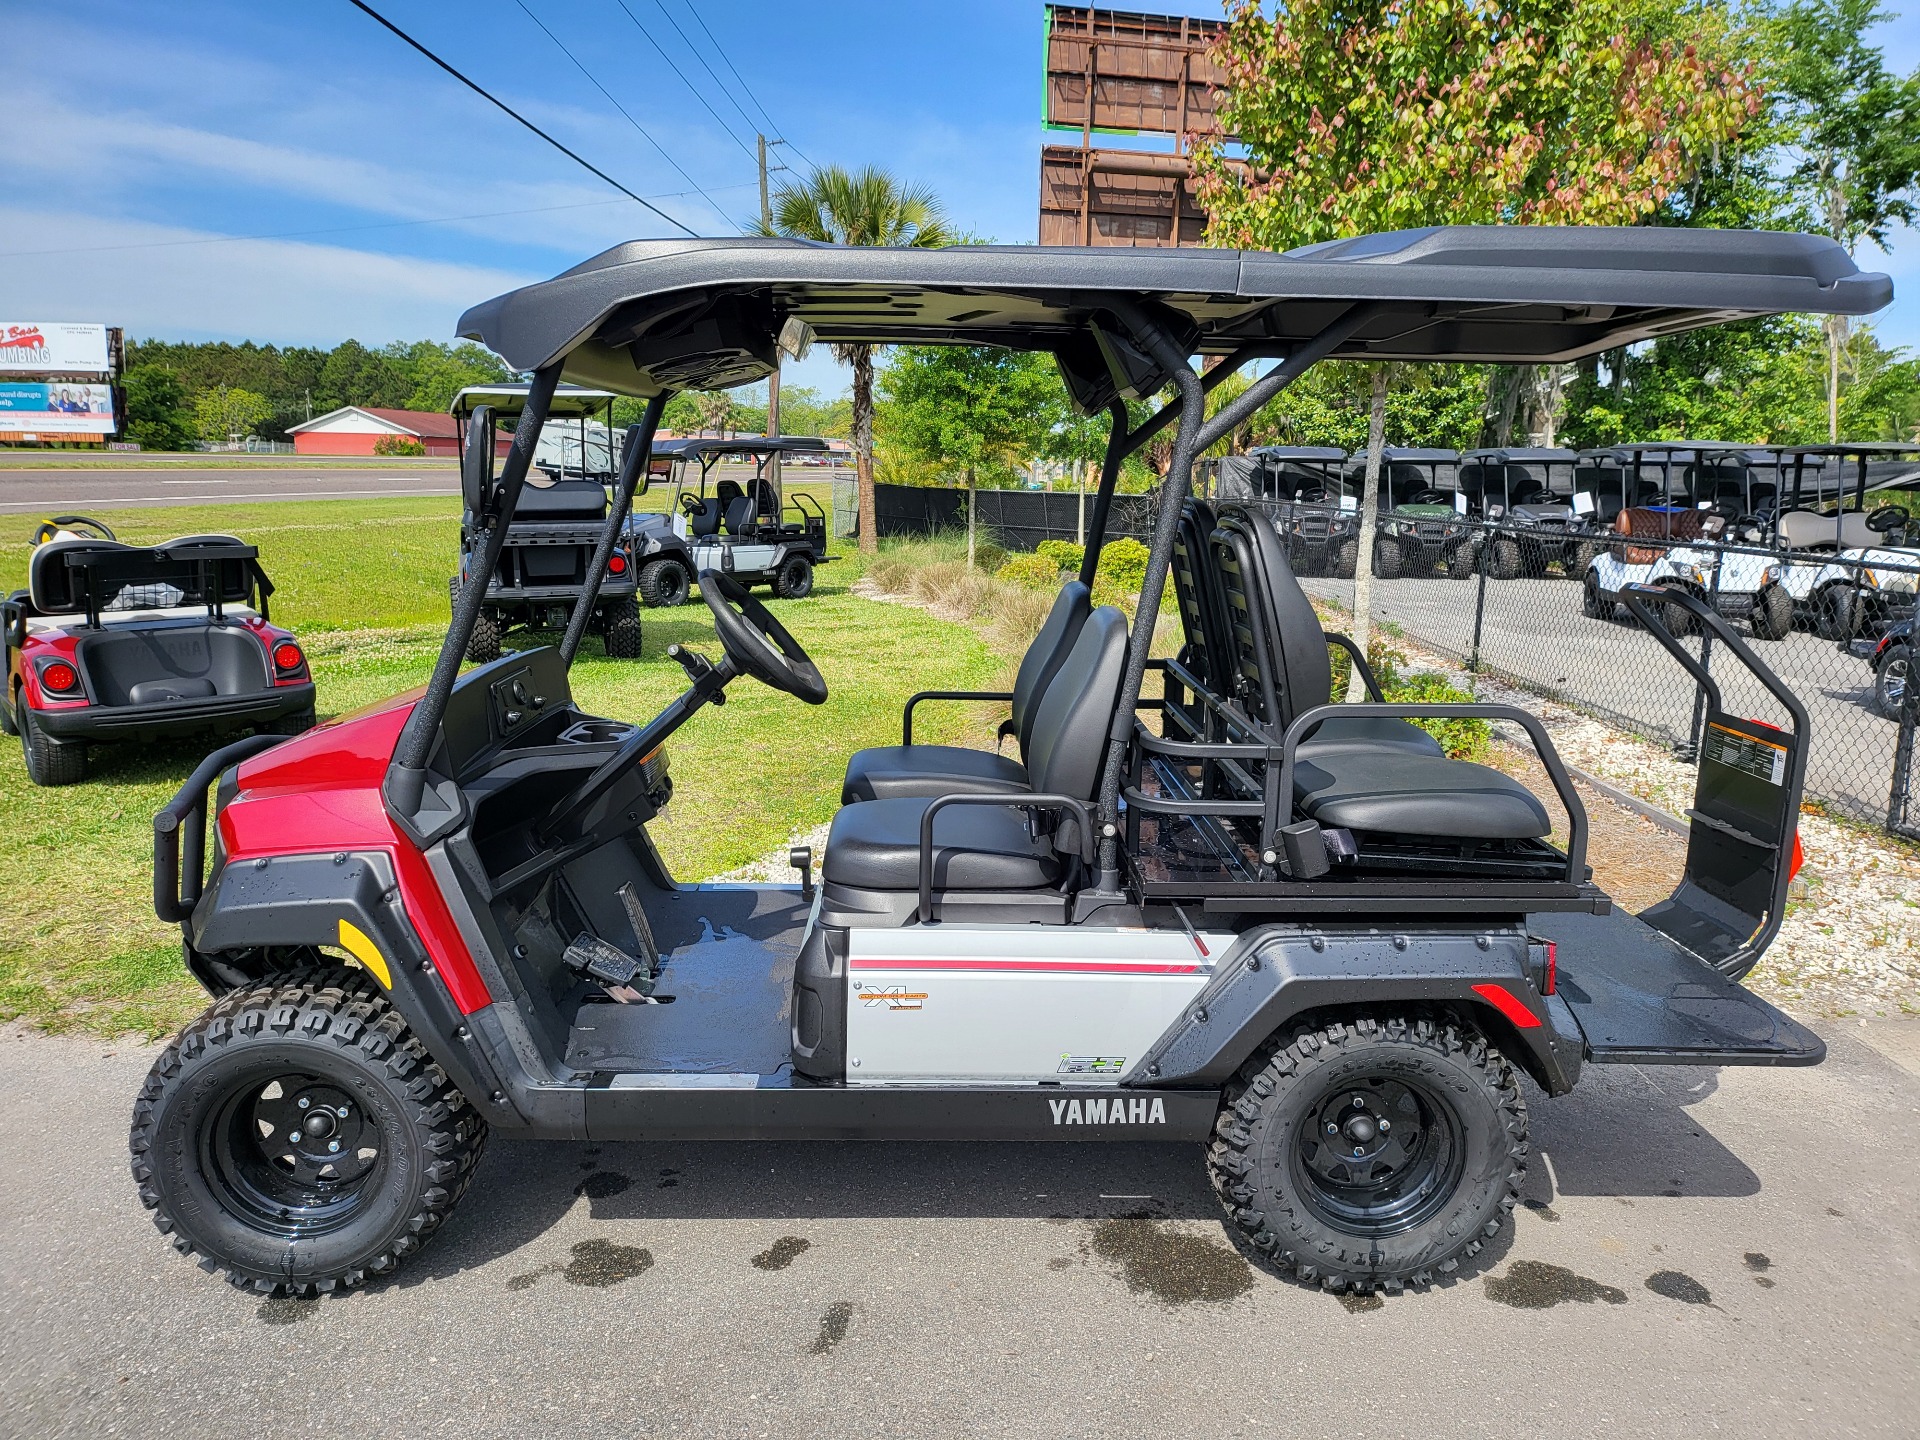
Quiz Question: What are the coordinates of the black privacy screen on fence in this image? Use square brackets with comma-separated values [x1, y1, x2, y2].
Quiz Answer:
[873, 482, 1155, 551]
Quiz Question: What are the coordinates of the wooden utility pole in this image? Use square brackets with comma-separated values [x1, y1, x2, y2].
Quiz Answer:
[759, 134, 783, 492]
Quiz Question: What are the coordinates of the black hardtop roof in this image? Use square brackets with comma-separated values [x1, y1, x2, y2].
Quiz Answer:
[653, 435, 833, 461]
[1463, 447, 1578, 462]
[1376, 447, 1460, 462]
[1253, 445, 1348, 461]
[456, 228, 1889, 397]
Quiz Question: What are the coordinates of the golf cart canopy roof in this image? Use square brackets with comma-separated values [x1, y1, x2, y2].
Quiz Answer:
[1378, 447, 1459, 462]
[455, 228, 1890, 399]
[1465, 447, 1577, 463]
[653, 435, 833, 462]
[1254, 446, 1347, 461]
[449, 384, 616, 419]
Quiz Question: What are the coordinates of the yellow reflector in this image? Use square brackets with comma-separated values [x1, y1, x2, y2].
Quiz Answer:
[337, 918, 392, 989]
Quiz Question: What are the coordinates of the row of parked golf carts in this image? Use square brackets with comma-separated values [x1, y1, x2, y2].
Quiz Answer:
[1, 387, 842, 784]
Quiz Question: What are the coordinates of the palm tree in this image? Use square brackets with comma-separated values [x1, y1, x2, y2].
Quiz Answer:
[754, 165, 955, 551]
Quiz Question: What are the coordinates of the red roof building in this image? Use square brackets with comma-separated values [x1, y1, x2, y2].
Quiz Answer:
[286, 405, 508, 458]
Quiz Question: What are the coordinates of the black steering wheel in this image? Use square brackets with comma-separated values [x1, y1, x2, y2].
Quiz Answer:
[32, 514, 116, 546]
[678, 492, 705, 517]
[1407, 488, 1451, 506]
[702, 571, 827, 704]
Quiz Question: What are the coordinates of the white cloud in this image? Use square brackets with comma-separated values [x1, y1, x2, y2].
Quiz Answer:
[0, 209, 537, 348]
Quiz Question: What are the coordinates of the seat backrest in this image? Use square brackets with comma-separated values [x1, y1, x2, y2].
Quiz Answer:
[723, 496, 756, 535]
[1612, 506, 1706, 565]
[516, 480, 607, 521]
[1025, 606, 1129, 803]
[1211, 508, 1332, 730]
[1010, 580, 1090, 758]
[1838, 509, 1877, 549]
[1169, 500, 1233, 696]
[28, 539, 134, 613]
[689, 498, 722, 537]
[1774, 508, 1826, 549]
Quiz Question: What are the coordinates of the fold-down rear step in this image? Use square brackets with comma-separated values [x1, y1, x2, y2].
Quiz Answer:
[1530, 910, 1825, 1066]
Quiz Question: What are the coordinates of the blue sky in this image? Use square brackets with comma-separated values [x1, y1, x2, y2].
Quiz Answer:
[2, 0, 1913, 399]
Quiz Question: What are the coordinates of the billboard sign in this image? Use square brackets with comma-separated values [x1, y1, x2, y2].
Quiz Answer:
[0, 323, 112, 374]
[0, 382, 117, 434]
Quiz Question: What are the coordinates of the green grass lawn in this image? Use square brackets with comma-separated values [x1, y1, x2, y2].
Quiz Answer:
[0, 499, 1002, 1036]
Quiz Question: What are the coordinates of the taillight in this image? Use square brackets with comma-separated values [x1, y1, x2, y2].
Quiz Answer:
[608, 552, 628, 575]
[1544, 940, 1556, 995]
[40, 660, 79, 693]
[272, 641, 305, 673]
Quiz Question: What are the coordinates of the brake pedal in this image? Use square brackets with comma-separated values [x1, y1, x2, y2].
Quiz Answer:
[563, 933, 653, 993]
[615, 882, 662, 975]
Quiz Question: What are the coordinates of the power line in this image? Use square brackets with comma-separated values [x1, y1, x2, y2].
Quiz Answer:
[342, 0, 698, 237]
[511, 0, 741, 226]
[609, 0, 758, 165]
[0, 187, 760, 261]
[676, 0, 817, 171]
[639, 0, 765, 146]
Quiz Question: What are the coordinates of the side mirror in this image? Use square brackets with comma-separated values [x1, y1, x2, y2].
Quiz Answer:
[461, 405, 496, 518]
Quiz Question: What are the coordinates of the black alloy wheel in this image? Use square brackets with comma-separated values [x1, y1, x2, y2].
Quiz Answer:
[1289, 1077, 1465, 1237]
[205, 1073, 383, 1237]
[1874, 644, 1911, 720]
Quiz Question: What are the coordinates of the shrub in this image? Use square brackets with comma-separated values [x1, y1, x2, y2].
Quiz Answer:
[996, 552, 1062, 589]
[1094, 537, 1150, 594]
[373, 434, 427, 457]
[1326, 639, 1489, 761]
[1035, 539, 1084, 573]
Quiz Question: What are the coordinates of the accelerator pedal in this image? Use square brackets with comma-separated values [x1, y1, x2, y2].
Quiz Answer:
[615, 882, 663, 975]
[563, 933, 654, 995]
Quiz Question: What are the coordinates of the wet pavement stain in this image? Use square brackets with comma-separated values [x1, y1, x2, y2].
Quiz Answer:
[509, 1239, 654, 1291]
[1523, 1199, 1561, 1222]
[1826, 1207, 1844, 1218]
[575, 1171, 632, 1199]
[1338, 1292, 1385, 1314]
[658, 1168, 680, 1190]
[1047, 1257, 1074, 1272]
[809, 1301, 854, 1355]
[1754, 1276, 1776, 1288]
[1645, 1270, 1712, 1306]
[256, 1297, 319, 1325]
[1087, 1217, 1254, 1305]
[751, 1236, 811, 1271]
[1484, 1261, 1629, 1310]
[1744, 1252, 1771, 1271]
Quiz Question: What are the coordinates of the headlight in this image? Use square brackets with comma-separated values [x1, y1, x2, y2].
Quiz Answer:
[1760, 566, 1779, 586]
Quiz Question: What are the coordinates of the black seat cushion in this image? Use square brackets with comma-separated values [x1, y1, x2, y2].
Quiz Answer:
[517, 481, 607, 521]
[823, 796, 1059, 891]
[842, 745, 1028, 804]
[126, 677, 218, 706]
[1298, 714, 1444, 758]
[1294, 748, 1551, 839]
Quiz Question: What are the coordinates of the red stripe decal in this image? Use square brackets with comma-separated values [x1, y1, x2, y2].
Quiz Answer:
[1471, 982, 1543, 1029]
[851, 958, 1200, 974]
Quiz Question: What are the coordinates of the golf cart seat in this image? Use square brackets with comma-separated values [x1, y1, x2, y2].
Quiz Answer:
[687, 498, 722, 537]
[723, 496, 756, 535]
[28, 538, 134, 614]
[1212, 508, 1550, 841]
[841, 580, 1091, 803]
[517, 480, 607, 521]
[824, 604, 1127, 891]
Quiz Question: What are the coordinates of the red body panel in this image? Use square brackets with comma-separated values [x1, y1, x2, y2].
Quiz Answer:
[10, 614, 306, 710]
[219, 691, 493, 1015]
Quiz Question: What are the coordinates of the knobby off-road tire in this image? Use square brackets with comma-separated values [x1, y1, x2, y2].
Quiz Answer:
[1207, 1015, 1527, 1295]
[1816, 584, 1858, 642]
[1582, 573, 1608, 620]
[18, 695, 85, 786]
[636, 558, 691, 608]
[602, 597, 643, 659]
[1372, 538, 1404, 581]
[1751, 584, 1794, 642]
[1332, 540, 1359, 580]
[130, 973, 487, 1297]
[1874, 643, 1911, 720]
[1488, 538, 1523, 581]
[1446, 542, 1479, 580]
[772, 555, 815, 600]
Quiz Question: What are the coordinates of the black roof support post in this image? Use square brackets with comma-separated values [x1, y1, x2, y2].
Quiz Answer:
[1086, 300, 1387, 887]
[1076, 399, 1131, 588]
[561, 393, 668, 666]
[387, 363, 560, 822]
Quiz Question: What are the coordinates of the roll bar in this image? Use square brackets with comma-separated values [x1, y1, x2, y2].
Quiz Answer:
[560, 394, 666, 665]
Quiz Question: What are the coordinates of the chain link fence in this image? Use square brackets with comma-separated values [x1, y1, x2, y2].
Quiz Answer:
[1206, 497, 1920, 837]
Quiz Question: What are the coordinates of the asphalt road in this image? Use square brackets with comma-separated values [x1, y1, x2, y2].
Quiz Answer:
[2, 1022, 1915, 1439]
[1308, 572, 1901, 822]
[0, 464, 460, 513]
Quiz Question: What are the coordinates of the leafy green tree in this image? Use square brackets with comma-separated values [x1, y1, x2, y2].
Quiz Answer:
[755, 165, 955, 551]
[193, 385, 275, 445]
[1194, 0, 1762, 660]
[878, 346, 1063, 566]
[383, 339, 512, 413]
[120, 365, 196, 451]
[1761, 0, 1920, 437]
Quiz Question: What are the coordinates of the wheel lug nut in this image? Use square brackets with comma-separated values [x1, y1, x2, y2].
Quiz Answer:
[328, 1140, 340, 1152]
[1379, 1120, 1390, 1132]
[336, 1107, 349, 1118]
[287, 1132, 299, 1142]
[1326, 1123, 1338, 1134]
[297, 1098, 310, 1109]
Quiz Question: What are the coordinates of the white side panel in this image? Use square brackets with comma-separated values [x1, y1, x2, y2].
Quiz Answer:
[844, 925, 1229, 1085]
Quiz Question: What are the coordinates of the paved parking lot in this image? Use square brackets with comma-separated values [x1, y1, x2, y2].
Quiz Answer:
[1311, 572, 1902, 821]
[3, 1022, 1915, 1439]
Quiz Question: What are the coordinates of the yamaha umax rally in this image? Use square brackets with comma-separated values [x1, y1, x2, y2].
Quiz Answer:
[133, 226, 1884, 1297]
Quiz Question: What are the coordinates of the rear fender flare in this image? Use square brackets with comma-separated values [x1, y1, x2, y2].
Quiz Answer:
[189, 849, 517, 1123]
[1130, 925, 1582, 1096]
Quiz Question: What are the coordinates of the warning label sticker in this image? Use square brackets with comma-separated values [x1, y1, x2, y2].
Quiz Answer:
[1704, 723, 1786, 786]
[1058, 1055, 1127, 1075]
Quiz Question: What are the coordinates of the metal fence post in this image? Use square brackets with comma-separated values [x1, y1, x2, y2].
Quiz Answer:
[1468, 524, 1489, 674]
